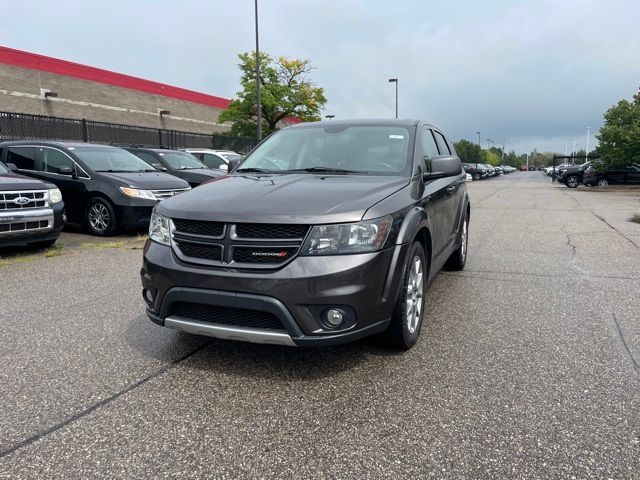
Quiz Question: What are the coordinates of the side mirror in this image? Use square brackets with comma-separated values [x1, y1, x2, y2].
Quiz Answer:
[423, 155, 462, 180]
[58, 165, 75, 176]
[152, 163, 167, 172]
[6, 163, 18, 172]
[227, 159, 241, 172]
[218, 164, 228, 172]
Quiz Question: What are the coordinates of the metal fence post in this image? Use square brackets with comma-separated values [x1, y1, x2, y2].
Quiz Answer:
[158, 129, 163, 148]
[81, 119, 88, 142]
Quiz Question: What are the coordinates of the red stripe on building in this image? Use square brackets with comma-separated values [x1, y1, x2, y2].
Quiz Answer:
[0, 45, 232, 109]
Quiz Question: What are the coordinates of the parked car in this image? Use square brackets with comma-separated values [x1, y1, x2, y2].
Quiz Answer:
[462, 163, 489, 180]
[557, 161, 591, 188]
[0, 161, 65, 248]
[500, 165, 516, 173]
[0, 141, 190, 236]
[181, 148, 244, 172]
[583, 163, 640, 187]
[465, 173, 472, 182]
[483, 164, 497, 176]
[125, 147, 224, 188]
[142, 119, 470, 350]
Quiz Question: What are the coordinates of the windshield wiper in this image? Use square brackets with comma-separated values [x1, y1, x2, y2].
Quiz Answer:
[287, 167, 359, 174]
[95, 169, 132, 173]
[236, 167, 274, 173]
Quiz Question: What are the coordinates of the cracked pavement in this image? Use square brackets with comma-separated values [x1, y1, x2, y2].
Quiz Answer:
[1, 172, 639, 478]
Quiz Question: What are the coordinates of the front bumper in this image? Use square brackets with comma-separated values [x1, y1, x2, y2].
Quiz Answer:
[0, 202, 65, 248]
[141, 240, 408, 346]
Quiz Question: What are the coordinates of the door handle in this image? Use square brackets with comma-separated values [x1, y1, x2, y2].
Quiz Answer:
[446, 185, 456, 194]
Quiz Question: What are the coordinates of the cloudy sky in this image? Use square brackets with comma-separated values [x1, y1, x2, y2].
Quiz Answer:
[1, 0, 639, 153]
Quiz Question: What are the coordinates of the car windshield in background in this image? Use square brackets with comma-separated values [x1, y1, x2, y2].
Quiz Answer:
[159, 152, 207, 170]
[72, 147, 155, 172]
[238, 124, 413, 175]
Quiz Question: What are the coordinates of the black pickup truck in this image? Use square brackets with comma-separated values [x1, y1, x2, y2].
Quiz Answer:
[0, 161, 65, 248]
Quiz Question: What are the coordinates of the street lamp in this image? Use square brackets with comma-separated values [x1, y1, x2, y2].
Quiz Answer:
[486, 138, 491, 149]
[325, 114, 335, 120]
[388, 78, 398, 118]
[476, 131, 480, 146]
[586, 127, 591, 158]
[254, 0, 262, 141]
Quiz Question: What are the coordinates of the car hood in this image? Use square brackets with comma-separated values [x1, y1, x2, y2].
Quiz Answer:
[0, 172, 54, 190]
[170, 169, 225, 185]
[157, 173, 410, 224]
[100, 171, 190, 189]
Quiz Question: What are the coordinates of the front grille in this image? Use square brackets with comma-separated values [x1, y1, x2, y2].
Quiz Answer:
[175, 242, 222, 261]
[0, 219, 49, 233]
[0, 190, 48, 211]
[151, 188, 191, 200]
[235, 223, 309, 239]
[172, 220, 308, 268]
[170, 302, 285, 331]
[173, 218, 224, 237]
[233, 247, 298, 264]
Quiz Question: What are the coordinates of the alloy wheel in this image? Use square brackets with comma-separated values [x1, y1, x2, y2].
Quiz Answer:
[461, 219, 468, 261]
[598, 179, 608, 187]
[567, 176, 579, 188]
[89, 203, 110, 233]
[406, 255, 424, 334]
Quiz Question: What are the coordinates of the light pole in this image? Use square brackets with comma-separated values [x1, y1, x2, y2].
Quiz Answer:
[254, 0, 262, 141]
[486, 138, 491, 149]
[388, 78, 398, 118]
[586, 127, 591, 158]
[476, 131, 481, 146]
[325, 114, 335, 120]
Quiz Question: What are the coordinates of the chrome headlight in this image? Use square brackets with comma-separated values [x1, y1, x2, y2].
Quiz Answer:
[119, 187, 157, 201]
[149, 212, 171, 246]
[48, 188, 63, 204]
[301, 216, 393, 255]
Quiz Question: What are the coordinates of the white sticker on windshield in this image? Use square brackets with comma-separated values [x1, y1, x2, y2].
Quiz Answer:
[389, 135, 404, 139]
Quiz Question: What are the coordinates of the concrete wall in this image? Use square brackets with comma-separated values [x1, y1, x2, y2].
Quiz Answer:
[0, 64, 230, 134]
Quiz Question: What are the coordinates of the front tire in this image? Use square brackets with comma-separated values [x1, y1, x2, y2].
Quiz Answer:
[86, 197, 118, 236]
[597, 179, 609, 187]
[384, 241, 427, 350]
[473, 173, 481, 181]
[565, 174, 580, 188]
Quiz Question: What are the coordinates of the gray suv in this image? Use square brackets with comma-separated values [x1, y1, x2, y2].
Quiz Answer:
[141, 120, 470, 350]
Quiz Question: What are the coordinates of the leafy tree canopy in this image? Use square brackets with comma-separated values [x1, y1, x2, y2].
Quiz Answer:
[596, 93, 640, 169]
[219, 52, 327, 139]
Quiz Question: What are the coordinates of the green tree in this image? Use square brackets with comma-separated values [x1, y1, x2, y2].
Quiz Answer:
[219, 52, 327, 139]
[596, 93, 640, 168]
[453, 139, 483, 163]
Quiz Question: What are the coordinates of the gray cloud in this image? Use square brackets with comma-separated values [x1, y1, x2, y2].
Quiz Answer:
[2, 0, 639, 153]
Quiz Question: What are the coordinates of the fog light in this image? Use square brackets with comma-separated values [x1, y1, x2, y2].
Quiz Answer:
[324, 308, 344, 328]
[143, 288, 155, 306]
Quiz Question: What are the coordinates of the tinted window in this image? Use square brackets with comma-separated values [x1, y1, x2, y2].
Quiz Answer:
[433, 131, 451, 155]
[41, 148, 74, 174]
[422, 129, 439, 173]
[203, 153, 226, 169]
[239, 125, 413, 175]
[7, 147, 37, 170]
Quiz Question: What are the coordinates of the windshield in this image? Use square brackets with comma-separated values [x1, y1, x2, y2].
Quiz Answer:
[157, 152, 206, 170]
[72, 146, 155, 172]
[237, 124, 413, 175]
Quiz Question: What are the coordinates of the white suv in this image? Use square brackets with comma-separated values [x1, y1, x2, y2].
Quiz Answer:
[181, 149, 244, 172]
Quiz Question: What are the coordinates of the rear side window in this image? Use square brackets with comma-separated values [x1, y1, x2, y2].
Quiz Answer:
[422, 129, 439, 173]
[41, 148, 74, 174]
[433, 131, 451, 155]
[6, 147, 37, 170]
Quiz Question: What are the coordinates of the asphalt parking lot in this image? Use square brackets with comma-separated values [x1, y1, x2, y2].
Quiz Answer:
[1, 172, 639, 479]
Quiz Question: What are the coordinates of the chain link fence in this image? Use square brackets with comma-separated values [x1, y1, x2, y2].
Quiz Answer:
[0, 110, 257, 153]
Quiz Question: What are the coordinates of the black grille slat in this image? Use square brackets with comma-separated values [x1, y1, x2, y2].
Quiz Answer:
[233, 247, 298, 264]
[173, 218, 224, 237]
[175, 242, 222, 261]
[170, 302, 285, 330]
[235, 223, 309, 239]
